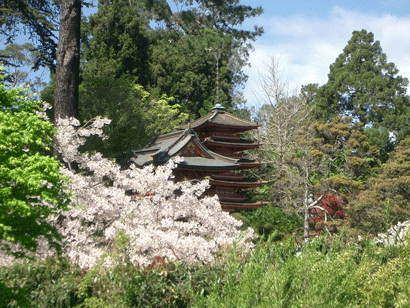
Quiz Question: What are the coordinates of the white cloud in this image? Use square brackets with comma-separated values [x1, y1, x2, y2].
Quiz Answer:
[244, 6, 410, 109]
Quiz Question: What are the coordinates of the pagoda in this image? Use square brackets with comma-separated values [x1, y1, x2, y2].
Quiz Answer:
[129, 104, 267, 211]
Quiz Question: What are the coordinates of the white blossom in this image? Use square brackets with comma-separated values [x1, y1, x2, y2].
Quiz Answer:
[40, 117, 254, 268]
[375, 221, 410, 247]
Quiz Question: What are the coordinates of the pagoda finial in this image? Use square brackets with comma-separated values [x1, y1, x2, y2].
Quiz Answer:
[214, 49, 221, 104]
[212, 103, 225, 112]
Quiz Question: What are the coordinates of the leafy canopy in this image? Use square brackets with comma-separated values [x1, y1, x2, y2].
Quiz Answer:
[81, 0, 263, 119]
[0, 69, 69, 258]
[79, 76, 189, 161]
[348, 137, 410, 234]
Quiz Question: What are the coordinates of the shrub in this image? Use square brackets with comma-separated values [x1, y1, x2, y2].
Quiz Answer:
[233, 205, 303, 240]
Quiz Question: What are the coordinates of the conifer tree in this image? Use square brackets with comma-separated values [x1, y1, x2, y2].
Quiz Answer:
[0, 0, 59, 71]
[310, 30, 410, 155]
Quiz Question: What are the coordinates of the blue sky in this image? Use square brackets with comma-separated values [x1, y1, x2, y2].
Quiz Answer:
[239, 0, 410, 108]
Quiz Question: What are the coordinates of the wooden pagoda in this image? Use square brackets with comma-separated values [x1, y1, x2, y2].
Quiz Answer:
[129, 104, 267, 211]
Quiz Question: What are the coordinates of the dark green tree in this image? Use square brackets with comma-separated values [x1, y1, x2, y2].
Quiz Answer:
[309, 30, 410, 155]
[154, 0, 263, 117]
[148, 27, 238, 117]
[79, 0, 163, 160]
[0, 0, 59, 71]
[81, 0, 263, 119]
[81, 0, 152, 86]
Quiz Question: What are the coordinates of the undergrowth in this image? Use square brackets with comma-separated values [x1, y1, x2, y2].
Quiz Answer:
[2, 232, 410, 307]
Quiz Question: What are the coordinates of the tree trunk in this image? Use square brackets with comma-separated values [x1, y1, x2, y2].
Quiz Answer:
[304, 194, 325, 239]
[303, 205, 310, 239]
[54, 0, 81, 122]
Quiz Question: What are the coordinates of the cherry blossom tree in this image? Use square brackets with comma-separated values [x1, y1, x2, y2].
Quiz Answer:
[48, 116, 254, 268]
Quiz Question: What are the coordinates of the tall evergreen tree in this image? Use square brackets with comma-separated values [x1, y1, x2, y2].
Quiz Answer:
[0, 0, 59, 71]
[148, 27, 238, 117]
[81, 0, 263, 119]
[310, 30, 410, 154]
[81, 0, 152, 86]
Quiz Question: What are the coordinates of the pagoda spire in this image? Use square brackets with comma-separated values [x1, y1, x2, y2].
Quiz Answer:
[214, 49, 221, 104]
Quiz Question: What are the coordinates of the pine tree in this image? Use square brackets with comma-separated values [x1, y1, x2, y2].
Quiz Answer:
[311, 30, 410, 154]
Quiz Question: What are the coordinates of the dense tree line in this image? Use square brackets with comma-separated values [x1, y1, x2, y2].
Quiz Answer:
[2, 0, 410, 254]
[2, 2, 410, 304]
[1, 0, 262, 160]
[252, 30, 410, 237]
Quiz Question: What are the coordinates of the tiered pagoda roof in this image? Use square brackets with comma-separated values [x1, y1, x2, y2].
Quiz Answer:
[129, 129, 238, 171]
[129, 104, 267, 211]
[178, 104, 260, 132]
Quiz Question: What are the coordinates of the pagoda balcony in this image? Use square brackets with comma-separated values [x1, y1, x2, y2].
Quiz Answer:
[211, 172, 244, 180]
[203, 190, 246, 202]
[199, 131, 242, 141]
[203, 138, 261, 151]
[210, 178, 268, 189]
[238, 161, 263, 170]
[220, 201, 268, 211]
[207, 148, 242, 158]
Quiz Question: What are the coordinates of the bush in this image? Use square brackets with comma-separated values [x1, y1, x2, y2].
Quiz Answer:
[192, 233, 410, 307]
[232, 205, 303, 240]
[3, 232, 410, 307]
[0, 256, 226, 307]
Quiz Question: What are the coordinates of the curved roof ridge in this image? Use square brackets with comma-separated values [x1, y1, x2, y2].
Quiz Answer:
[179, 109, 259, 130]
[206, 148, 239, 164]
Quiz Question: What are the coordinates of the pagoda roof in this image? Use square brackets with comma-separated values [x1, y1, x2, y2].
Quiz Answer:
[178, 105, 259, 131]
[129, 129, 239, 169]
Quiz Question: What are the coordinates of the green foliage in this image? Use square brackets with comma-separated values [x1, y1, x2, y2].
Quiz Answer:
[260, 115, 380, 237]
[81, 0, 151, 86]
[307, 29, 410, 156]
[148, 27, 239, 117]
[233, 206, 303, 240]
[0, 0, 59, 70]
[80, 0, 263, 122]
[0, 257, 86, 308]
[79, 76, 188, 161]
[348, 137, 410, 234]
[0, 233, 226, 308]
[3, 233, 410, 307]
[296, 116, 379, 197]
[192, 234, 410, 307]
[0, 70, 69, 257]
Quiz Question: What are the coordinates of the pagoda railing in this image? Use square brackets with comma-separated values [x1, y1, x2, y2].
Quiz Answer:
[203, 190, 246, 202]
[212, 172, 243, 180]
[201, 131, 241, 140]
